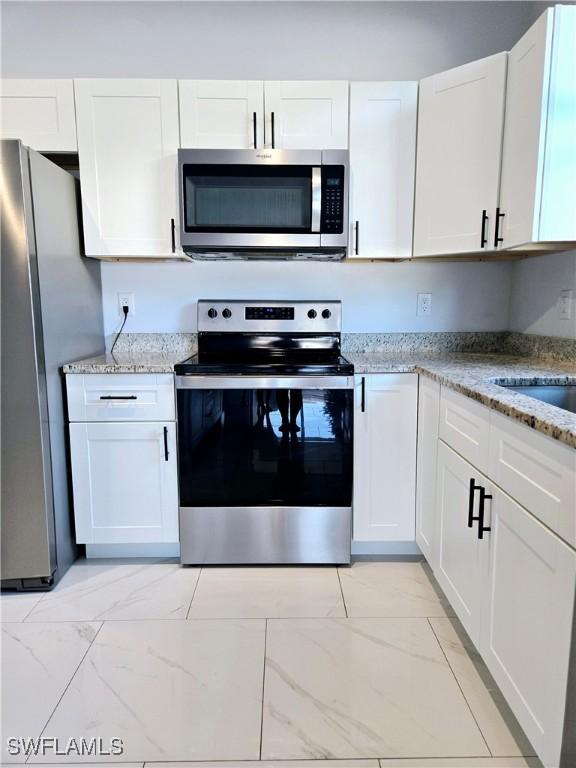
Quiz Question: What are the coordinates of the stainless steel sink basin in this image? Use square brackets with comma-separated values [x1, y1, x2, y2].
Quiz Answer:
[497, 384, 576, 414]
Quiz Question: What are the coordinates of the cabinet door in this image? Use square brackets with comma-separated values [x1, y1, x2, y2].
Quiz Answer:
[499, 6, 576, 248]
[435, 441, 489, 646]
[74, 79, 180, 257]
[264, 81, 348, 149]
[69, 422, 178, 544]
[353, 374, 417, 542]
[416, 377, 440, 569]
[348, 82, 417, 259]
[179, 80, 264, 149]
[413, 53, 507, 256]
[481, 487, 576, 768]
[1, 79, 77, 151]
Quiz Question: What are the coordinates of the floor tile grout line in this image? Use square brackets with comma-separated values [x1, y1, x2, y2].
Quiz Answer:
[20, 591, 49, 622]
[336, 568, 349, 618]
[426, 617, 493, 759]
[25, 621, 105, 764]
[259, 617, 268, 760]
[186, 567, 203, 619]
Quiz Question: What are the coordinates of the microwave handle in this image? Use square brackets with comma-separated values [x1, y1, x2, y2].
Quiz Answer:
[311, 167, 321, 233]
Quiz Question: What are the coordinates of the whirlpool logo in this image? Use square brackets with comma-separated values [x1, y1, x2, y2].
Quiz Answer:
[256, 153, 272, 159]
[6, 736, 124, 757]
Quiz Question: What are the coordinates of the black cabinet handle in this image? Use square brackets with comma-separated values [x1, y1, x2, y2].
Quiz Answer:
[170, 218, 176, 253]
[271, 111, 275, 149]
[355, 221, 360, 255]
[477, 487, 492, 539]
[163, 426, 169, 461]
[468, 478, 480, 527]
[361, 376, 366, 413]
[480, 210, 488, 248]
[494, 207, 505, 248]
[253, 112, 257, 149]
[100, 395, 137, 400]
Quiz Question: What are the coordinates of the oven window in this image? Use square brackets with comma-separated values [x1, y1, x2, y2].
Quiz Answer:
[183, 164, 312, 233]
[177, 388, 353, 507]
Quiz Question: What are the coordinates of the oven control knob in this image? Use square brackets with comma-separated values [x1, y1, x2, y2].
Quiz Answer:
[307, 309, 317, 319]
[222, 308, 232, 319]
[207, 308, 218, 319]
[322, 309, 332, 319]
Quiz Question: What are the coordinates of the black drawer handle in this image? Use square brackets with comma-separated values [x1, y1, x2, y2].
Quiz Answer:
[361, 376, 366, 413]
[480, 210, 488, 248]
[494, 208, 505, 248]
[171, 218, 176, 253]
[468, 478, 481, 527]
[100, 395, 137, 400]
[271, 111, 275, 149]
[163, 426, 169, 461]
[253, 111, 257, 149]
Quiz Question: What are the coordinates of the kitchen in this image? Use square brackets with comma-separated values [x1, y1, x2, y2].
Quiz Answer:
[1, 1, 575, 767]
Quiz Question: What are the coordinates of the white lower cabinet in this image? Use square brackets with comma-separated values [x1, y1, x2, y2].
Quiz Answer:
[415, 377, 440, 569]
[69, 420, 178, 545]
[435, 441, 489, 646]
[481, 485, 576, 768]
[353, 374, 418, 542]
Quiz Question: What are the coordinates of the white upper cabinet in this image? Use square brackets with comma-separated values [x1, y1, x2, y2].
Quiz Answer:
[1, 79, 77, 151]
[179, 80, 264, 149]
[499, 5, 576, 250]
[413, 53, 507, 257]
[263, 81, 349, 149]
[354, 374, 418, 542]
[348, 82, 417, 259]
[74, 79, 181, 258]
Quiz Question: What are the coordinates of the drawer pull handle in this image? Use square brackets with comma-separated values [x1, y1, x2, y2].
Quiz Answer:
[361, 376, 366, 413]
[99, 395, 138, 400]
[468, 478, 481, 527]
[163, 426, 169, 461]
[480, 209, 488, 248]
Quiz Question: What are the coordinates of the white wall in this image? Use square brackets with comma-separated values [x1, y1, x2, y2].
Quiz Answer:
[509, 250, 576, 339]
[3, 1, 546, 337]
[101, 260, 512, 336]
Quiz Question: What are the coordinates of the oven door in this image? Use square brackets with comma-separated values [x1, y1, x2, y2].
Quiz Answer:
[176, 375, 353, 564]
[179, 150, 322, 250]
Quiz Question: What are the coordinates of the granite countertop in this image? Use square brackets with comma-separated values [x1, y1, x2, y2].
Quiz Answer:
[64, 347, 576, 449]
[349, 351, 576, 449]
[62, 350, 191, 374]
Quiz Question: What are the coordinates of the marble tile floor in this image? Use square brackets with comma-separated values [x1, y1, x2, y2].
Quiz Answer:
[0, 561, 541, 766]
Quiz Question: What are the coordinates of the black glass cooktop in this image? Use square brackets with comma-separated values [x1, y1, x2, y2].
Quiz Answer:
[174, 353, 354, 377]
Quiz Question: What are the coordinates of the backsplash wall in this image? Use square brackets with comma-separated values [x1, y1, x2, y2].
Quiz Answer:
[100, 260, 513, 336]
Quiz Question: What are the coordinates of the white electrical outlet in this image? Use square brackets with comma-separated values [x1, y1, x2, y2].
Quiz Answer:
[558, 289, 573, 320]
[417, 293, 432, 317]
[117, 292, 135, 317]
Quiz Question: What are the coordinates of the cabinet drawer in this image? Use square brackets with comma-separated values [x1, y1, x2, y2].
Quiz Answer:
[439, 387, 491, 474]
[67, 374, 175, 422]
[489, 410, 576, 548]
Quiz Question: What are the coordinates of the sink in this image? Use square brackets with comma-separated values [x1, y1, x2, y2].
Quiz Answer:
[497, 384, 576, 414]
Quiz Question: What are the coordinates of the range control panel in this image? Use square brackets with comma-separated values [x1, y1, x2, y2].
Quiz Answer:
[198, 300, 342, 333]
[321, 166, 345, 234]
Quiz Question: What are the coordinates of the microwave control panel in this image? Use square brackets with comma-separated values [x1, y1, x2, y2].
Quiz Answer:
[321, 166, 345, 234]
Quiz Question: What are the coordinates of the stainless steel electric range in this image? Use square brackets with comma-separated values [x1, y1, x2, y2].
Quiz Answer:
[174, 300, 354, 565]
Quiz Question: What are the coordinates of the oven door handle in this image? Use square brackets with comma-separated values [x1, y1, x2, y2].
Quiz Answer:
[311, 167, 322, 233]
[176, 375, 354, 390]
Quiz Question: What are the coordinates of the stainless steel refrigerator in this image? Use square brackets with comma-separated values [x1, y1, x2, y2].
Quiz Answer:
[1, 139, 104, 590]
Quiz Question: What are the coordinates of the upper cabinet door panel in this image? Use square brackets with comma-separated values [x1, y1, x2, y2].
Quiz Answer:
[413, 53, 507, 257]
[1, 79, 77, 151]
[264, 81, 349, 149]
[348, 82, 417, 259]
[74, 79, 180, 257]
[179, 80, 264, 149]
[499, 6, 576, 248]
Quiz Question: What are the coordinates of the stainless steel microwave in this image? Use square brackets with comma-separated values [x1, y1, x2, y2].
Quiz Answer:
[178, 149, 349, 260]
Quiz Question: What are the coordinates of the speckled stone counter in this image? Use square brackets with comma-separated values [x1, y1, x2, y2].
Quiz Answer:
[349, 351, 576, 449]
[63, 349, 191, 374]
